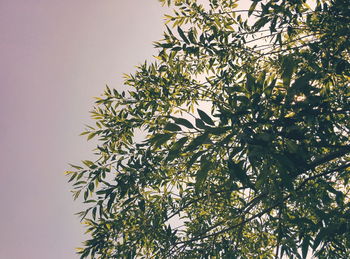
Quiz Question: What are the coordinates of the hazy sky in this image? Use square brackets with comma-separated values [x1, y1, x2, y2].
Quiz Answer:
[0, 0, 165, 258]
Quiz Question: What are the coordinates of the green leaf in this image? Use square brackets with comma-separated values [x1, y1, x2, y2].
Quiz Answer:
[160, 43, 174, 49]
[188, 29, 197, 44]
[67, 172, 77, 183]
[253, 16, 269, 31]
[177, 26, 190, 44]
[68, 163, 83, 170]
[195, 118, 207, 129]
[207, 126, 230, 135]
[197, 109, 215, 126]
[158, 65, 168, 72]
[185, 132, 210, 152]
[284, 111, 296, 118]
[335, 59, 348, 74]
[236, 95, 250, 105]
[107, 192, 116, 212]
[228, 160, 253, 189]
[84, 190, 89, 201]
[264, 78, 276, 96]
[301, 236, 310, 259]
[173, 117, 194, 129]
[84, 199, 96, 204]
[281, 56, 295, 87]
[150, 133, 174, 147]
[166, 136, 188, 161]
[164, 122, 182, 131]
[80, 131, 89, 136]
[88, 182, 94, 192]
[313, 229, 326, 250]
[292, 73, 313, 91]
[82, 160, 95, 168]
[286, 140, 299, 153]
[172, 136, 188, 150]
[195, 156, 211, 192]
[187, 150, 205, 169]
[138, 199, 145, 212]
[246, 73, 256, 93]
[248, 1, 258, 16]
[96, 189, 107, 195]
[92, 207, 97, 220]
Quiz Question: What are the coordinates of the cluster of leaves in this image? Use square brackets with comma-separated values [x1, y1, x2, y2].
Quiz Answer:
[67, 0, 350, 258]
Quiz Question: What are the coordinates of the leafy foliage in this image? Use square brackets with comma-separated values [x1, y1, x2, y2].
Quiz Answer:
[67, 0, 350, 258]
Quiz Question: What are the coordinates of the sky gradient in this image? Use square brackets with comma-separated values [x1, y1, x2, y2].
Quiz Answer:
[0, 1, 165, 258]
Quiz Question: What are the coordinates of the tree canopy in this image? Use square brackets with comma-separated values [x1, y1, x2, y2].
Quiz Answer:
[66, 0, 350, 258]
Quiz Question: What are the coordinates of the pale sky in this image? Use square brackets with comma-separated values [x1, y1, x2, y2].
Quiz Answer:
[0, 0, 165, 258]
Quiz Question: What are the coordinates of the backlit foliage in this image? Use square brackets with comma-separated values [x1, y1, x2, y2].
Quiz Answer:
[67, 0, 350, 258]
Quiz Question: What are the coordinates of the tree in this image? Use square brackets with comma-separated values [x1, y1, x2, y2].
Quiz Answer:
[66, 0, 350, 258]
